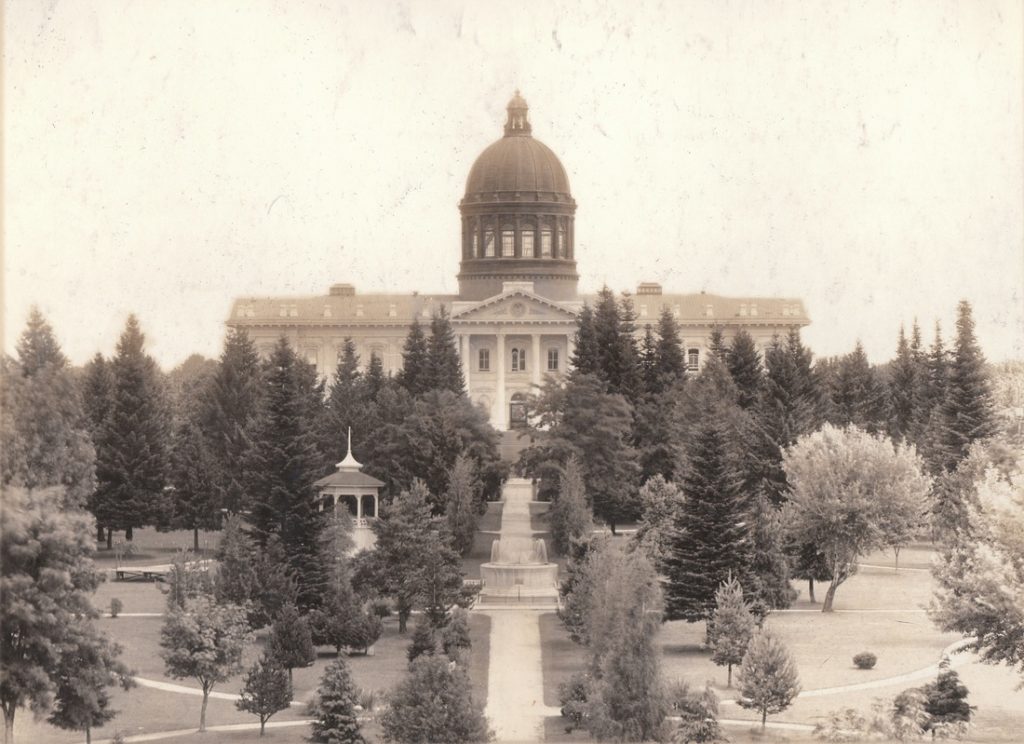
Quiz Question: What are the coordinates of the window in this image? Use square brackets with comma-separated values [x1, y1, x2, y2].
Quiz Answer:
[355, 304, 363, 317]
[478, 349, 490, 372]
[740, 303, 748, 317]
[750, 304, 758, 317]
[639, 304, 648, 318]
[388, 304, 397, 318]
[323, 306, 332, 318]
[687, 348, 700, 370]
[547, 348, 559, 371]
[484, 230, 496, 257]
[540, 229, 552, 258]
[522, 230, 535, 257]
[511, 348, 527, 372]
[501, 230, 515, 257]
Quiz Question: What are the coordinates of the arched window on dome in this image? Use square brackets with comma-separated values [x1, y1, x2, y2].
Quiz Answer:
[484, 228, 496, 257]
[521, 221, 536, 258]
[540, 224, 553, 258]
[501, 225, 515, 257]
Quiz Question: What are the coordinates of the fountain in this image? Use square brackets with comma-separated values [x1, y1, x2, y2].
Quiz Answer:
[478, 479, 560, 605]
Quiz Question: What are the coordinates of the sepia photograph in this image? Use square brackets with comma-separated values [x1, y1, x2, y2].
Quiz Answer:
[2, 2, 1023, 743]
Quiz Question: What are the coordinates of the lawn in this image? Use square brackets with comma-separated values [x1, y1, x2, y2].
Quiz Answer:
[92, 527, 222, 567]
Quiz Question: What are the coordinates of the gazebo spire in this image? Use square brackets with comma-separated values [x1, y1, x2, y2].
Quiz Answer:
[336, 427, 362, 472]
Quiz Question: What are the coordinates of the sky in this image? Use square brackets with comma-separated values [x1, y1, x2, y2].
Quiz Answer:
[4, 0, 1023, 370]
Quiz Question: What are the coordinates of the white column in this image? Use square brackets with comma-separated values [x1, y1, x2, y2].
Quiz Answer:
[356, 494, 362, 520]
[461, 333, 471, 395]
[495, 332, 507, 430]
[531, 333, 541, 387]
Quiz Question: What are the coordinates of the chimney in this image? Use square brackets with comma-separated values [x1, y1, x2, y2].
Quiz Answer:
[329, 283, 356, 297]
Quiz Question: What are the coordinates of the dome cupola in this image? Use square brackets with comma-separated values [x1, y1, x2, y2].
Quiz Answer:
[458, 92, 578, 301]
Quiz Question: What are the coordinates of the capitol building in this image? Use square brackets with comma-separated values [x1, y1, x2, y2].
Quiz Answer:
[227, 92, 809, 431]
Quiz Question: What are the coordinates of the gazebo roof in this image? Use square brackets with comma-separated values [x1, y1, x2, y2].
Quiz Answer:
[313, 470, 385, 489]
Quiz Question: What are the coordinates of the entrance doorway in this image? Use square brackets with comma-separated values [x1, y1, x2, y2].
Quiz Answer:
[509, 392, 528, 429]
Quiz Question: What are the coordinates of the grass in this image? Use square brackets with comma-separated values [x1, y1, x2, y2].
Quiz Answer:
[92, 527, 222, 567]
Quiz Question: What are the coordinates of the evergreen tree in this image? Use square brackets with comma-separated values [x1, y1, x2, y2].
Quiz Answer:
[267, 604, 315, 683]
[726, 330, 763, 410]
[635, 388, 683, 483]
[81, 353, 114, 440]
[364, 352, 386, 399]
[827, 341, 889, 434]
[407, 618, 438, 663]
[445, 455, 479, 556]
[94, 315, 170, 540]
[915, 322, 950, 471]
[639, 325, 659, 395]
[397, 317, 431, 396]
[200, 327, 263, 516]
[632, 475, 683, 571]
[920, 660, 974, 735]
[2, 313, 96, 510]
[571, 303, 600, 376]
[735, 628, 801, 731]
[549, 456, 594, 556]
[709, 577, 756, 687]
[320, 338, 364, 465]
[309, 657, 366, 744]
[708, 327, 728, 362]
[243, 337, 325, 610]
[937, 300, 998, 472]
[441, 607, 473, 660]
[664, 418, 753, 623]
[654, 307, 687, 391]
[168, 417, 219, 551]
[236, 656, 292, 737]
[747, 494, 794, 612]
[213, 515, 262, 622]
[673, 682, 723, 744]
[592, 286, 641, 402]
[426, 308, 465, 394]
[889, 325, 919, 440]
[381, 656, 492, 744]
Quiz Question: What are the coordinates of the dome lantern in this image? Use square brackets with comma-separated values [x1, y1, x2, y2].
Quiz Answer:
[504, 90, 532, 137]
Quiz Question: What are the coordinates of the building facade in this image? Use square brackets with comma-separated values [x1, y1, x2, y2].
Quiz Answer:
[227, 93, 809, 431]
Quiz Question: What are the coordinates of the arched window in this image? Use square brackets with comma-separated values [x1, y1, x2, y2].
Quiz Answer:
[501, 226, 515, 257]
[472, 231, 479, 257]
[556, 223, 565, 258]
[540, 224, 553, 258]
[511, 348, 527, 372]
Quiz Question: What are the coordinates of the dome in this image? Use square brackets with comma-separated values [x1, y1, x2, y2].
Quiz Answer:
[465, 137, 571, 197]
[463, 91, 572, 199]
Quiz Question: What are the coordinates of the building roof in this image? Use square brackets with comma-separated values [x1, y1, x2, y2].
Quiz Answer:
[313, 470, 385, 489]
[227, 288, 807, 327]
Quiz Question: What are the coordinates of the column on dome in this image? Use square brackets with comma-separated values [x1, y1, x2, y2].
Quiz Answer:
[495, 331, 507, 429]
[531, 333, 541, 387]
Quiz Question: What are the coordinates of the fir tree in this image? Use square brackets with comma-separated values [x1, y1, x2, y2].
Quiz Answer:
[664, 417, 753, 623]
[916, 322, 950, 472]
[200, 327, 263, 516]
[243, 337, 325, 610]
[639, 324, 659, 395]
[735, 628, 801, 731]
[381, 656, 492, 744]
[81, 353, 114, 440]
[267, 604, 315, 683]
[427, 308, 465, 394]
[593, 286, 641, 402]
[309, 657, 366, 744]
[397, 317, 431, 396]
[549, 456, 594, 556]
[364, 352, 386, 400]
[828, 341, 889, 434]
[213, 515, 262, 622]
[94, 315, 170, 541]
[747, 493, 793, 612]
[321, 339, 362, 458]
[709, 577, 757, 687]
[889, 325, 919, 440]
[937, 300, 998, 472]
[726, 330, 763, 410]
[15, 306, 68, 374]
[920, 660, 974, 735]
[654, 307, 687, 391]
[236, 656, 292, 736]
[168, 417, 219, 551]
[571, 303, 600, 376]
[708, 326, 728, 362]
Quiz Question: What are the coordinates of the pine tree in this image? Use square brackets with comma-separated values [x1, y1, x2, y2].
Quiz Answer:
[664, 418, 753, 623]
[364, 352, 386, 400]
[549, 456, 594, 556]
[937, 301, 998, 472]
[267, 604, 315, 683]
[397, 317, 431, 396]
[427, 308, 465, 394]
[81, 353, 114, 439]
[381, 656, 492, 744]
[309, 657, 366, 744]
[236, 656, 292, 736]
[445, 455, 479, 556]
[726, 330, 763, 410]
[94, 315, 170, 540]
[708, 327, 728, 362]
[889, 325, 918, 440]
[916, 322, 950, 472]
[571, 303, 600, 376]
[213, 515, 262, 622]
[735, 628, 801, 731]
[199, 328, 263, 516]
[2, 312, 96, 511]
[592, 286, 641, 402]
[709, 577, 757, 687]
[168, 417, 219, 551]
[320, 338, 369, 468]
[654, 307, 686, 391]
[243, 337, 325, 610]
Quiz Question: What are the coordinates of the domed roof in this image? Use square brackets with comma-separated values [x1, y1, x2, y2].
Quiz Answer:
[464, 92, 572, 198]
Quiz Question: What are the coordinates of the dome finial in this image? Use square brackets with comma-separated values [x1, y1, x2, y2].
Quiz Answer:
[504, 90, 531, 137]
[336, 426, 362, 472]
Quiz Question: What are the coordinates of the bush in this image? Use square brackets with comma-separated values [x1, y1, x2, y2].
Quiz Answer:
[370, 598, 392, 618]
[853, 652, 877, 670]
[110, 597, 123, 618]
[558, 671, 589, 733]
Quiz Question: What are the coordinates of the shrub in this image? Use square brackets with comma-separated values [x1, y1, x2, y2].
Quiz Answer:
[558, 671, 589, 733]
[355, 687, 377, 713]
[110, 598, 123, 618]
[370, 598, 392, 618]
[853, 652, 877, 670]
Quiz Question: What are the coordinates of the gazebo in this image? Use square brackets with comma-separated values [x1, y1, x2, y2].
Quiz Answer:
[313, 429, 384, 552]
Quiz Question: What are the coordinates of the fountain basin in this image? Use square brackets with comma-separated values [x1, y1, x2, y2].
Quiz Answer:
[480, 562, 560, 595]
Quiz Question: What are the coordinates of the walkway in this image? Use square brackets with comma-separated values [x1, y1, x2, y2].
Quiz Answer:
[483, 478, 550, 742]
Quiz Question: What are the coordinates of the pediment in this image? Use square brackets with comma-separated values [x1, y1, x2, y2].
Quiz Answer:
[451, 290, 579, 323]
